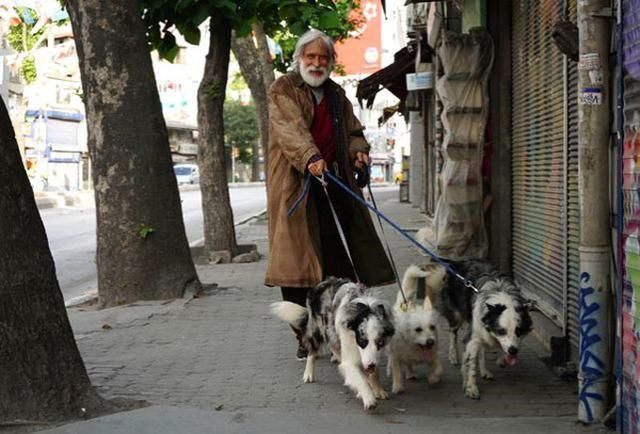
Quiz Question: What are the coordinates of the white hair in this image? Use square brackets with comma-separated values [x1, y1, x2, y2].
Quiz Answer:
[290, 29, 336, 72]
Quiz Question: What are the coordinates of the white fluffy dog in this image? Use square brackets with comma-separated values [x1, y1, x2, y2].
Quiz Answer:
[387, 265, 446, 394]
[270, 277, 395, 410]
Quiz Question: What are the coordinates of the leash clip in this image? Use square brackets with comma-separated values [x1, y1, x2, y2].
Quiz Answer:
[464, 279, 479, 293]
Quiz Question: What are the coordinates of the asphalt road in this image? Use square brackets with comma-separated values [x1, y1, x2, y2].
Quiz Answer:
[40, 186, 267, 303]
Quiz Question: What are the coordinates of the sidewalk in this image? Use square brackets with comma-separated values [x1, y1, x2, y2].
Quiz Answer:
[38, 188, 605, 434]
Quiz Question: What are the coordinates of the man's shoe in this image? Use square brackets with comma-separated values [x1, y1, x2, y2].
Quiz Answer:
[296, 345, 308, 361]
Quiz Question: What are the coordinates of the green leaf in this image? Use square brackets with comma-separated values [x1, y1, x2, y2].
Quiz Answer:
[318, 11, 340, 29]
[289, 21, 307, 36]
[162, 44, 179, 62]
[193, 3, 212, 26]
[213, 0, 236, 13]
[137, 224, 155, 239]
[234, 19, 253, 38]
[180, 24, 201, 45]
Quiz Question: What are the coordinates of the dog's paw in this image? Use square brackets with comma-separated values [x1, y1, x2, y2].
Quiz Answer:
[448, 354, 459, 366]
[481, 371, 494, 380]
[406, 373, 418, 381]
[302, 372, 315, 383]
[330, 354, 340, 364]
[374, 389, 389, 400]
[391, 385, 404, 394]
[362, 395, 378, 410]
[464, 384, 480, 399]
[428, 373, 441, 384]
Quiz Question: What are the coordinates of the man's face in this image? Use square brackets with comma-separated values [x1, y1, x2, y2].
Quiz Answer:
[300, 38, 331, 87]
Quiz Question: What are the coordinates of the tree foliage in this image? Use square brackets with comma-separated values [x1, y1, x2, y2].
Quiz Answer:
[268, 0, 363, 72]
[223, 99, 257, 164]
[140, 0, 361, 67]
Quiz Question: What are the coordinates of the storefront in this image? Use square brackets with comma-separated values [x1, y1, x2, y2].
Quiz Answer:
[23, 109, 87, 192]
[510, 0, 581, 355]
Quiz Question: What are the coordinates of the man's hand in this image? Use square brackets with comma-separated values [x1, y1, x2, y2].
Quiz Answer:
[307, 158, 327, 176]
[354, 151, 369, 170]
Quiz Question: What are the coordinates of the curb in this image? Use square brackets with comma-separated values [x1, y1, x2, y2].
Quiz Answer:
[188, 208, 266, 248]
[65, 209, 267, 308]
[65, 291, 98, 308]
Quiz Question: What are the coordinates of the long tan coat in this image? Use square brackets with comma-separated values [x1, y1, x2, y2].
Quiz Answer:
[264, 71, 394, 288]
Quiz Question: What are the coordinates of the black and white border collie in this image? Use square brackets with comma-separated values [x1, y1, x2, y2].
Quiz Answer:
[270, 277, 395, 410]
[420, 260, 533, 399]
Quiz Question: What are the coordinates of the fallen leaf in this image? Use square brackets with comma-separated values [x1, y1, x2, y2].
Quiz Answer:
[102, 324, 112, 330]
[384, 418, 405, 425]
[214, 404, 224, 411]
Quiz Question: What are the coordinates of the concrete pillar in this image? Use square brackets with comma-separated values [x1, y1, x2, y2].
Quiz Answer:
[409, 110, 424, 207]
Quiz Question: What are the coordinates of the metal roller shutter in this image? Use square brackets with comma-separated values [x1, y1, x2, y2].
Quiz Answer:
[565, 0, 581, 355]
[511, 0, 577, 333]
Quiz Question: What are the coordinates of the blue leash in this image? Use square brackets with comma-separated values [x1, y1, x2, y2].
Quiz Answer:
[323, 171, 479, 293]
[287, 175, 312, 217]
[363, 167, 408, 304]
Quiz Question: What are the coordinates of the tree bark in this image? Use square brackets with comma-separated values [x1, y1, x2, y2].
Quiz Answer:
[0, 96, 103, 421]
[66, 0, 201, 307]
[231, 33, 267, 182]
[252, 22, 276, 91]
[198, 18, 238, 257]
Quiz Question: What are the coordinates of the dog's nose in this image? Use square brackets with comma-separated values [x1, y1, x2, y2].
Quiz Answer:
[425, 339, 435, 348]
[365, 363, 376, 372]
[508, 346, 518, 355]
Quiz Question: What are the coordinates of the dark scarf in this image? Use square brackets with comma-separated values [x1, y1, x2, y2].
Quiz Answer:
[324, 82, 368, 188]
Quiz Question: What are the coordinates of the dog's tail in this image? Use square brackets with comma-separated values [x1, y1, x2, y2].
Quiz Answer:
[269, 302, 309, 331]
[399, 264, 447, 307]
[400, 265, 427, 298]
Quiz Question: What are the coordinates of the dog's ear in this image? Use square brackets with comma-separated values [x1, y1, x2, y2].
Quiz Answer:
[375, 302, 393, 321]
[485, 303, 506, 313]
[345, 302, 370, 331]
[375, 303, 395, 337]
[482, 303, 506, 329]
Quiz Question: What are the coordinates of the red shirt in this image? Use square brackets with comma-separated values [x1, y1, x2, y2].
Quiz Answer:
[309, 96, 336, 164]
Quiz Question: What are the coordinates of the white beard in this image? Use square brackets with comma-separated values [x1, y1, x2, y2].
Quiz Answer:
[300, 65, 330, 88]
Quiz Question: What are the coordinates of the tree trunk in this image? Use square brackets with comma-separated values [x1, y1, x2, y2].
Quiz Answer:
[231, 32, 267, 182]
[198, 18, 238, 258]
[252, 23, 276, 91]
[66, 0, 201, 307]
[0, 96, 103, 421]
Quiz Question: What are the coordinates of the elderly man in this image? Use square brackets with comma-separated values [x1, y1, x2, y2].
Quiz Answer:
[264, 29, 395, 359]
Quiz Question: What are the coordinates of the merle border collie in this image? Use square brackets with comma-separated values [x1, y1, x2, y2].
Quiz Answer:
[270, 277, 395, 410]
[421, 259, 533, 399]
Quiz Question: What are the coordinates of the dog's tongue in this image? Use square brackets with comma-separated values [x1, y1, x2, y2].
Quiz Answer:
[419, 348, 433, 361]
[505, 353, 518, 366]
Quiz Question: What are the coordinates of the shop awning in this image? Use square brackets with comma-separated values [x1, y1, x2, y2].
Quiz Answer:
[378, 103, 400, 127]
[356, 46, 416, 109]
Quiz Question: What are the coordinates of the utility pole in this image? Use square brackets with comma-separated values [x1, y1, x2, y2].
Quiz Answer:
[576, 0, 612, 424]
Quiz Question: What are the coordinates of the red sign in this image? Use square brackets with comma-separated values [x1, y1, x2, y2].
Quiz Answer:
[334, 0, 382, 76]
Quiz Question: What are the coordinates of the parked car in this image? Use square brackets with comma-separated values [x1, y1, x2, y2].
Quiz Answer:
[174, 164, 200, 185]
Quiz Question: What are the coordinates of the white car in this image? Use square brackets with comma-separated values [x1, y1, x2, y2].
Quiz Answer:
[174, 164, 200, 185]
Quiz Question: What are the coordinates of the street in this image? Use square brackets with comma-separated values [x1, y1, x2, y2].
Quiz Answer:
[40, 186, 267, 303]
